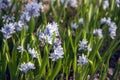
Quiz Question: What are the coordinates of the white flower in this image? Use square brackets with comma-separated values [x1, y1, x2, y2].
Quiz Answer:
[69, 0, 78, 8]
[116, 0, 120, 7]
[17, 46, 24, 53]
[85, 44, 92, 52]
[79, 39, 92, 51]
[103, 0, 109, 10]
[78, 18, 84, 24]
[28, 48, 37, 59]
[77, 54, 88, 66]
[93, 29, 103, 39]
[79, 39, 88, 50]
[100, 17, 107, 24]
[71, 23, 78, 29]
[49, 45, 64, 61]
[19, 62, 35, 74]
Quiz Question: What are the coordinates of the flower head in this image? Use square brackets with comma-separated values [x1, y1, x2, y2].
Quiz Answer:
[49, 45, 64, 61]
[77, 54, 88, 66]
[0, 23, 15, 39]
[19, 62, 35, 74]
[28, 48, 37, 59]
[93, 29, 103, 39]
[17, 46, 24, 53]
[103, 0, 109, 10]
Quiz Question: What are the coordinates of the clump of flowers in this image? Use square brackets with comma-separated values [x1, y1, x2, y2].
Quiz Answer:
[20, 1, 42, 23]
[0, 23, 15, 39]
[77, 54, 88, 66]
[19, 62, 35, 74]
[100, 17, 117, 39]
[103, 0, 109, 10]
[93, 29, 103, 39]
[79, 39, 92, 52]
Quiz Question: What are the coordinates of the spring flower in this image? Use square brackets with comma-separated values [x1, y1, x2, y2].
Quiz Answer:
[19, 62, 35, 74]
[2, 15, 15, 23]
[44, 22, 59, 36]
[77, 54, 88, 66]
[109, 22, 117, 39]
[20, 12, 31, 22]
[17, 46, 24, 53]
[100, 17, 107, 24]
[71, 23, 78, 29]
[0, 0, 11, 12]
[79, 39, 92, 51]
[49, 45, 64, 61]
[25, 1, 42, 17]
[28, 48, 37, 59]
[116, 0, 120, 7]
[93, 29, 103, 39]
[85, 44, 92, 52]
[79, 39, 88, 50]
[103, 0, 109, 10]
[0, 23, 15, 39]
[69, 0, 78, 8]
[78, 18, 84, 24]
[14, 21, 24, 31]
[100, 17, 117, 39]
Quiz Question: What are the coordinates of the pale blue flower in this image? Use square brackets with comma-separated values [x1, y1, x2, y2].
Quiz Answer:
[71, 23, 78, 29]
[14, 21, 24, 31]
[0, 23, 15, 39]
[77, 54, 88, 66]
[116, 0, 120, 7]
[103, 0, 109, 10]
[17, 46, 24, 53]
[49, 45, 64, 61]
[25, 1, 42, 17]
[69, 0, 78, 8]
[93, 29, 103, 39]
[28, 48, 37, 59]
[19, 62, 35, 74]
[79, 39, 92, 51]
[2, 15, 15, 23]
[78, 18, 84, 24]
[20, 12, 31, 22]
[0, 0, 11, 12]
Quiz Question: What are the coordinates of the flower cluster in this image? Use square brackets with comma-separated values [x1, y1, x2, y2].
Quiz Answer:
[20, 1, 42, 23]
[0, 0, 11, 12]
[38, 22, 59, 44]
[103, 0, 109, 10]
[101, 17, 117, 39]
[49, 45, 64, 61]
[93, 29, 103, 39]
[28, 48, 38, 59]
[79, 39, 92, 52]
[77, 54, 88, 66]
[38, 22, 64, 61]
[0, 23, 15, 39]
[19, 62, 35, 74]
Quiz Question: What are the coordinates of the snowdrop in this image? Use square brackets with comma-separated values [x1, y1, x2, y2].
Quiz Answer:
[93, 29, 103, 39]
[19, 62, 35, 74]
[77, 54, 88, 66]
